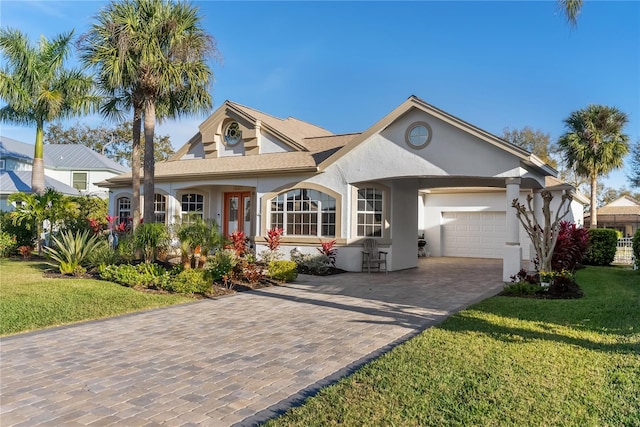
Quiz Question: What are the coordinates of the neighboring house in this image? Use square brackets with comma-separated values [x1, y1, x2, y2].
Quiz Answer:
[0, 136, 128, 211]
[584, 196, 640, 237]
[98, 95, 587, 280]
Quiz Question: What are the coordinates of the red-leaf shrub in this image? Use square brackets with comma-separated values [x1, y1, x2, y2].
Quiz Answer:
[228, 230, 247, 257]
[551, 221, 590, 272]
[265, 228, 284, 251]
[318, 239, 337, 267]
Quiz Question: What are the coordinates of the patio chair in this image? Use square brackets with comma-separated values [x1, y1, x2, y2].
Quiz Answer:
[361, 238, 388, 273]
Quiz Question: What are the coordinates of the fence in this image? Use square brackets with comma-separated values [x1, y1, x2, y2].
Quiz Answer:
[613, 237, 634, 264]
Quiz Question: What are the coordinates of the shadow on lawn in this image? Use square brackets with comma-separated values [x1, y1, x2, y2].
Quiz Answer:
[445, 311, 639, 355]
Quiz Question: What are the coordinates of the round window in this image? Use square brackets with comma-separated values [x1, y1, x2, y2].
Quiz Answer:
[224, 122, 242, 146]
[405, 122, 432, 149]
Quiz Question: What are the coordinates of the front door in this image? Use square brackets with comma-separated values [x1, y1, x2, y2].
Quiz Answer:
[223, 192, 252, 237]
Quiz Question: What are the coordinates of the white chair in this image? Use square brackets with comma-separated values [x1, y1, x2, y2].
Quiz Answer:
[361, 239, 388, 273]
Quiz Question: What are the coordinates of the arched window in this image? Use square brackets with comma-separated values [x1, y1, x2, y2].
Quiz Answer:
[116, 197, 131, 227]
[270, 188, 335, 237]
[154, 194, 167, 224]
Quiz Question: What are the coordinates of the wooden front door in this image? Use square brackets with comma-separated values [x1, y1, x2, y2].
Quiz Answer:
[223, 192, 252, 237]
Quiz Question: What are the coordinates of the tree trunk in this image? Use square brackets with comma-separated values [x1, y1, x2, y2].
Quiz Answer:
[131, 108, 142, 231]
[143, 100, 156, 224]
[590, 174, 598, 229]
[31, 124, 45, 196]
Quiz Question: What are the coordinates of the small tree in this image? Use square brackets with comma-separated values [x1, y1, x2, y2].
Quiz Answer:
[512, 190, 573, 273]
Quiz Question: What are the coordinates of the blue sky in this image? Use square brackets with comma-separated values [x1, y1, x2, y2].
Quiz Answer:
[1, 0, 639, 191]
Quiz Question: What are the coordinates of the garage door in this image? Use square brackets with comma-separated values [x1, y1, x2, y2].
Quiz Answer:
[442, 212, 506, 258]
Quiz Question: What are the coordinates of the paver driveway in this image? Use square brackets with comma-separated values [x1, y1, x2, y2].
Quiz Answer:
[1, 257, 504, 427]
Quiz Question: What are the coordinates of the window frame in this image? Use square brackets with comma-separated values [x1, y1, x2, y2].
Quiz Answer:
[351, 184, 390, 240]
[72, 171, 88, 191]
[116, 196, 131, 227]
[269, 188, 336, 238]
[180, 193, 204, 224]
[154, 193, 167, 224]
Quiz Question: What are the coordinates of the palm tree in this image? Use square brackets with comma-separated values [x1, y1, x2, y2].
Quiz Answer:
[558, 105, 630, 228]
[558, 0, 583, 26]
[79, 0, 216, 225]
[0, 29, 97, 195]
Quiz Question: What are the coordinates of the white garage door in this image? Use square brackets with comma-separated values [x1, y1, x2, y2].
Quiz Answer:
[442, 212, 506, 258]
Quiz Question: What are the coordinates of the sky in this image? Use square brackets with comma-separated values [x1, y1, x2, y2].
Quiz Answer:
[1, 0, 639, 192]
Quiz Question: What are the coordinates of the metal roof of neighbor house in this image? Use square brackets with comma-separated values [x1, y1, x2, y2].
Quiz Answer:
[0, 170, 80, 195]
[0, 137, 128, 173]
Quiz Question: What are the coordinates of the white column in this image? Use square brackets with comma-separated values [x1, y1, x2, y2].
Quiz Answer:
[503, 178, 522, 281]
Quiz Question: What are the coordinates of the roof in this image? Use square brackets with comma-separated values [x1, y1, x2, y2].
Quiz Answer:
[544, 176, 590, 205]
[0, 137, 128, 173]
[100, 96, 563, 188]
[0, 171, 80, 196]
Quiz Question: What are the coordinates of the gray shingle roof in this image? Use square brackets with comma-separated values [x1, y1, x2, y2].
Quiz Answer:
[0, 137, 128, 173]
[0, 170, 80, 195]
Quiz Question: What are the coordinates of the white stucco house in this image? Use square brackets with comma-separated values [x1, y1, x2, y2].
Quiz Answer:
[98, 95, 587, 281]
[0, 136, 128, 211]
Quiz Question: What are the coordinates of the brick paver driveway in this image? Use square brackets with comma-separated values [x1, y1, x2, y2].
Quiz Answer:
[1, 257, 503, 427]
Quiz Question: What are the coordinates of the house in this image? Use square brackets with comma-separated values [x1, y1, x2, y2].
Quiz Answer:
[0, 136, 128, 211]
[584, 196, 640, 237]
[98, 95, 587, 280]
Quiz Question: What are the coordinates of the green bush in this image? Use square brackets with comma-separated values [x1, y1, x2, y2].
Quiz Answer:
[584, 228, 619, 266]
[97, 263, 170, 288]
[134, 223, 169, 263]
[116, 234, 136, 263]
[206, 249, 238, 281]
[633, 229, 640, 270]
[291, 251, 330, 275]
[0, 231, 17, 257]
[46, 230, 102, 275]
[0, 211, 35, 248]
[87, 239, 120, 267]
[268, 260, 298, 282]
[501, 281, 544, 297]
[162, 269, 210, 294]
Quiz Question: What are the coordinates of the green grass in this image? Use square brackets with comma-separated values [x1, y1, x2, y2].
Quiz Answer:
[0, 259, 193, 336]
[264, 266, 640, 427]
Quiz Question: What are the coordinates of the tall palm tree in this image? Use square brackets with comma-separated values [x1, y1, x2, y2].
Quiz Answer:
[0, 29, 97, 195]
[79, 0, 216, 225]
[558, 105, 630, 228]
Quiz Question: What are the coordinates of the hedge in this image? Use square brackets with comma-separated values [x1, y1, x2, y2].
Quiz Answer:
[584, 228, 618, 266]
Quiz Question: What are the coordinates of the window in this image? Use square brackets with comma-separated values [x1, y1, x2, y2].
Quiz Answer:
[357, 188, 384, 237]
[405, 121, 432, 149]
[154, 194, 167, 224]
[72, 172, 88, 190]
[224, 121, 242, 146]
[181, 193, 204, 223]
[0, 159, 5, 170]
[270, 188, 335, 237]
[117, 197, 131, 227]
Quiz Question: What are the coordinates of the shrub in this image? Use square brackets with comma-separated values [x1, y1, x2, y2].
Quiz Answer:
[584, 228, 619, 266]
[265, 227, 283, 251]
[633, 229, 640, 270]
[206, 249, 238, 282]
[87, 239, 119, 267]
[268, 260, 298, 282]
[116, 233, 136, 263]
[551, 221, 590, 272]
[502, 281, 543, 297]
[227, 230, 247, 258]
[318, 239, 337, 267]
[97, 263, 170, 288]
[291, 250, 330, 275]
[0, 231, 17, 257]
[162, 269, 210, 294]
[134, 223, 169, 263]
[243, 263, 266, 284]
[0, 211, 35, 248]
[46, 230, 101, 275]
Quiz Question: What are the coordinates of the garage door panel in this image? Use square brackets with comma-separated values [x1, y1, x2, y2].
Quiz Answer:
[443, 211, 506, 259]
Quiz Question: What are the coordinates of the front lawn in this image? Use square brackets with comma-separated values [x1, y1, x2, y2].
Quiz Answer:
[265, 266, 640, 426]
[0, 259, 193, 336]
